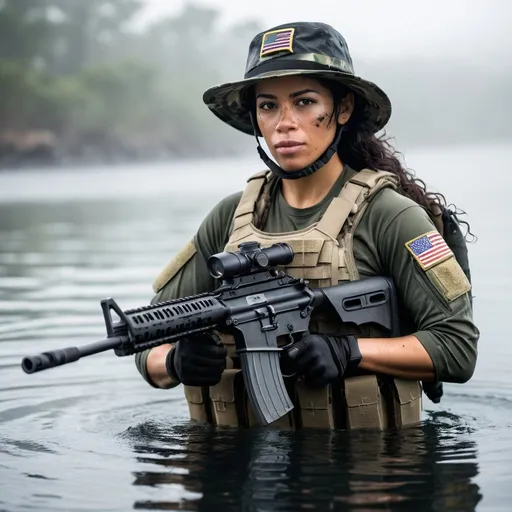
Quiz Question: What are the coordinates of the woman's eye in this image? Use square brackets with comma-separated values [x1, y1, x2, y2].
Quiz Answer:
[297, 98, 315, 106]
[258, 102, 275, 110]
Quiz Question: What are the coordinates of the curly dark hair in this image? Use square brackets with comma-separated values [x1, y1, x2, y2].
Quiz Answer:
[246, 77, 474, 239]
[319, 78, 474, 239]
[321, 79, 445, 216]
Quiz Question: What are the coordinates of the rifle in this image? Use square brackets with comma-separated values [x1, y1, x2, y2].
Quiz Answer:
[21, 241, 400, 426]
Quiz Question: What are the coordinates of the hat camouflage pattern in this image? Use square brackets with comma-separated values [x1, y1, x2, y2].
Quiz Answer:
[202, 21, 392, 136]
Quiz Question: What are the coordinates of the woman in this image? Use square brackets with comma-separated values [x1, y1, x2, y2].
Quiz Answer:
[135, 21, 479, 429]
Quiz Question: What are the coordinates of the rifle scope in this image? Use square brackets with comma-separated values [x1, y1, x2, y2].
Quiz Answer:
[207, 241, 293, 280]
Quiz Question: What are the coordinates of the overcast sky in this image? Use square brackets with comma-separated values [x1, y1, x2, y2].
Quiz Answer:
[138, 0, 511, 65]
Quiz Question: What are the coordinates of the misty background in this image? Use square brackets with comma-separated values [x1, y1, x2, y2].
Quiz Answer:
[0, 0, 510, 168]
[1, 4, 512, 510]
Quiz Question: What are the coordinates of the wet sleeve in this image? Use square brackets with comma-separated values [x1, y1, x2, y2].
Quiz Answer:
[134, 191, 242, 384]
[365, 191, 479, 383]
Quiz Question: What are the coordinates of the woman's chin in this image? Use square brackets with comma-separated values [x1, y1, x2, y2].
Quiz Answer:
[275, 156, 311, 172]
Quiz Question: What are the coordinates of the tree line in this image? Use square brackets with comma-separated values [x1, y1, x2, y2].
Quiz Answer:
[0, 0, 509, 168]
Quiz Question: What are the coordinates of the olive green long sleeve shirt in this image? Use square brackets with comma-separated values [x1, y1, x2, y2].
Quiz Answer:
[135, 167, 479, 385]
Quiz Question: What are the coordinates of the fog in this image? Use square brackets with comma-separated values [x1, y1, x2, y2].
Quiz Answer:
[0, 0, 510, 167]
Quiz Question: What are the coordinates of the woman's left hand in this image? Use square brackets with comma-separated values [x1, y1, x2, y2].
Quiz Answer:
[280, 333, 362, 387]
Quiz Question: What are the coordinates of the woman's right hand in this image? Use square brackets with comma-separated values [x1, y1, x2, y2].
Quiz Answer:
[166, 333, 227, 386]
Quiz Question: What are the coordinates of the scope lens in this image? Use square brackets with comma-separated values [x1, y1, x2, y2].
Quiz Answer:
[208, 257, 225, 278]
[207, 252, 250, 279]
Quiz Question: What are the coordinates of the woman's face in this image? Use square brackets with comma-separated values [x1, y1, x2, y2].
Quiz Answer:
[254, 75, 353, 172]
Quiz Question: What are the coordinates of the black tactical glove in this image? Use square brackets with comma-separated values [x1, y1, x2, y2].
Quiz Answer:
[165, 333, 227, 386]
[422, 380, 443, 403]
[281, 333, 362, 387]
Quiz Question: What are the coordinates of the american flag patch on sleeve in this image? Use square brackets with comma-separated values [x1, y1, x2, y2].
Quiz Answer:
[405, 231, 453, 270]
[260, 28, 295, 57]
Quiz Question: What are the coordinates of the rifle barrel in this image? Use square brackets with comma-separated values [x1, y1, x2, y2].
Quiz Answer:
[21, 336, 124, 374]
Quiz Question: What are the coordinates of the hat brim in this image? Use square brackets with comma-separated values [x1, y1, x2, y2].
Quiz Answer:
[202, 69, 392, 135]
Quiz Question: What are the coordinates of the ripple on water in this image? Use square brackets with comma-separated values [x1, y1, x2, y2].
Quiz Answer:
[110, 412, 483, 512]
[0, 154, 511, 511]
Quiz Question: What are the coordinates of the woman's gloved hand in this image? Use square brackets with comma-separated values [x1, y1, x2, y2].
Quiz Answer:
[165, 333, 227, 386]
[280, 332, 362, 387]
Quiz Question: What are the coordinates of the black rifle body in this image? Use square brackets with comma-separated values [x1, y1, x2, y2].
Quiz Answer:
[21, 243, 399, 426]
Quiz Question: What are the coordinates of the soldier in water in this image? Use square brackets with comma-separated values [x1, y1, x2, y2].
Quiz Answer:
[135, 21, 479, 429]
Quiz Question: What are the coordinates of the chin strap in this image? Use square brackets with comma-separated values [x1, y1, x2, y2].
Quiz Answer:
[249, 112, 344, 180]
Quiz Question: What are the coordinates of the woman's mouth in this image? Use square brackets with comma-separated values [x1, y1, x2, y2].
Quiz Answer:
[274, 140, 305, 155]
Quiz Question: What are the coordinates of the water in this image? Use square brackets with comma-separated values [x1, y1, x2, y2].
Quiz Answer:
[0, 144, 510, 511]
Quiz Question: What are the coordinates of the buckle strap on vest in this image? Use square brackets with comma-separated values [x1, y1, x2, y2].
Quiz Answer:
[315, 169, 396, 240]
[231, 170, 270, 234]
[316, 184, 365, 239]
[342, 169, 398, 280]
[349, 168, 393, 189]
[346, 169, 397, 212]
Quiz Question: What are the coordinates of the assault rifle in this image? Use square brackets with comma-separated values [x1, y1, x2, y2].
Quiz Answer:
[21, 241, 400, 426]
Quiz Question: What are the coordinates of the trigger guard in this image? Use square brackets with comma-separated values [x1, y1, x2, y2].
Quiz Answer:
[279, 333, 298, 378]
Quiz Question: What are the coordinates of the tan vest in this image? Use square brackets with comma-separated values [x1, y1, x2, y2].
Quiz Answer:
[183, 168, 422, 430]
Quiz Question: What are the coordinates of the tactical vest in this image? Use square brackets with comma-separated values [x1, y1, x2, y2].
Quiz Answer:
[183, 168, 423, 430]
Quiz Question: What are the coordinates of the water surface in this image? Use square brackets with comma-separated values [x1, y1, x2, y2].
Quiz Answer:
[0, 145, 510, 511]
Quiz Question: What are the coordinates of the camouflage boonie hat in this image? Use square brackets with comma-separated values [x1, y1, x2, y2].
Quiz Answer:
[203, 21, 392, 135]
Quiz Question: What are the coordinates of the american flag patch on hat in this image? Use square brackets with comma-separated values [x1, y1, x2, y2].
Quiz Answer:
[405, 231, 453, 270]
[260, 28, 295, 57]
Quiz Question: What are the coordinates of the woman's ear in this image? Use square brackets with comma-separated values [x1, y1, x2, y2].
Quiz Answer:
[337, 91, 355, 125]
